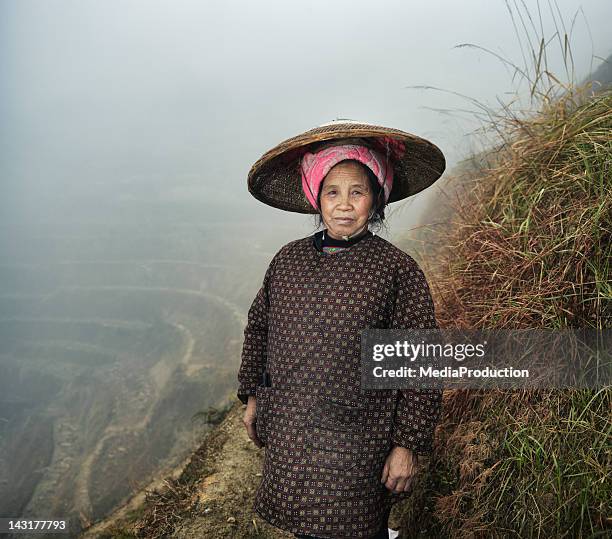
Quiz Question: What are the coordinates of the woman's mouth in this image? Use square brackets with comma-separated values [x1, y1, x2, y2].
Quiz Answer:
[334, 217, 354, 224]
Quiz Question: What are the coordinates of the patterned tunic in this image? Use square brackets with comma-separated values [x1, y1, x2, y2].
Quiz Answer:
[237, 230, 442, 538]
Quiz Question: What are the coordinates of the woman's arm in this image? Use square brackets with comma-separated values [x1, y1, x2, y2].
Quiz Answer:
[237, 261, 275, 405]
[388, 258, 443, 456]
[237, 241, 294, 404]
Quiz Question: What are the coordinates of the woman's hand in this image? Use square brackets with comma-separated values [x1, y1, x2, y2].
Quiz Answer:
[243, 395, 264, 448]
[381, 446, 418, 493]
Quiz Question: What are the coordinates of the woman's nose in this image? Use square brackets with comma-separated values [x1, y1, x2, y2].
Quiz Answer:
[336, 193, 353, 208]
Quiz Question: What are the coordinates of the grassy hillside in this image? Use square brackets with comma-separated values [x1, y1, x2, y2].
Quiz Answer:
[396, 86, 611, 537]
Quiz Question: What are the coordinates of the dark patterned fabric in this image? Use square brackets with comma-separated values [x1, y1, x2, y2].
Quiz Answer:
[237, 232, 442, 539]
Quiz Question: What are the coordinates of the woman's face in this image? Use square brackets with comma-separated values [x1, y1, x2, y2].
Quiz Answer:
[319, 161, 374, 240]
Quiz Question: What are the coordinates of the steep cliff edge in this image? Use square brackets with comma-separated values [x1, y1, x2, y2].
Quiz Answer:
[80, 399, 294, 538]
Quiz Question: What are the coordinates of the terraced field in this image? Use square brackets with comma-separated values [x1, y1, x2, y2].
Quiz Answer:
[0, 224, 275, 537]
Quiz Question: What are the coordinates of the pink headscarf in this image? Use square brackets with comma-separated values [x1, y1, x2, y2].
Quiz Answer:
[300, 143, 395, 211]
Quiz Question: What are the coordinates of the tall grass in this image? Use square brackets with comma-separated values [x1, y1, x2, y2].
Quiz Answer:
[433, 91, 610, 331]
[397, 2, 611, 537]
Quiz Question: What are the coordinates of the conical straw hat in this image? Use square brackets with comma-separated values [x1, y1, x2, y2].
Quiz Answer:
[247, 119, 446, 213]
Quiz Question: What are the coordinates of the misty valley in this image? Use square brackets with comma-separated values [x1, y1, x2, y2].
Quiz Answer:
[0, 220, 273, 535]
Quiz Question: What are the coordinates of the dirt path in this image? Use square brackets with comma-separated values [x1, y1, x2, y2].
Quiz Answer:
[172, 402, 294, 539]
[81, 400, 294, 538]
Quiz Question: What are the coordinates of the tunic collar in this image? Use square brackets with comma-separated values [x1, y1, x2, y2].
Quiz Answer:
[313, 228, 373, 252]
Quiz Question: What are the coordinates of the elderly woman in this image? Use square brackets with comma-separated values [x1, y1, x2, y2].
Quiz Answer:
[237, 120, 446, 539]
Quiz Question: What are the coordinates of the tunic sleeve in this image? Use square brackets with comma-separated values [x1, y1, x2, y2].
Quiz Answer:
[389, 259, 443, 455]
[236, 246, 285, 405]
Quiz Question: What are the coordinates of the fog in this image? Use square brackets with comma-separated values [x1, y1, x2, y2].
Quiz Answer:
[2, 0, 610, 241]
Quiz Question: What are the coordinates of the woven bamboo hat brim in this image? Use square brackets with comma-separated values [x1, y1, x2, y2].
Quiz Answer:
[247, 120, 446, 214]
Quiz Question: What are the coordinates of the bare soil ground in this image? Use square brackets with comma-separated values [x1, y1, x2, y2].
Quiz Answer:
[80, 400, 293, 538]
